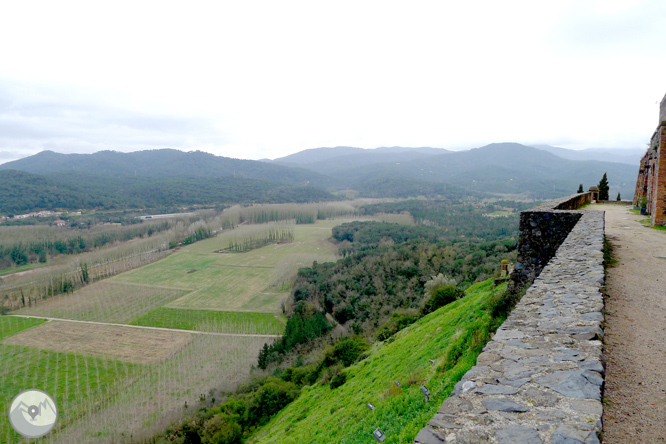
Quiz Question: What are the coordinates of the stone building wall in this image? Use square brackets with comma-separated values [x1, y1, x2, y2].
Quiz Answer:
[634, 92, 666, 226]
[414, 195, 605, 444]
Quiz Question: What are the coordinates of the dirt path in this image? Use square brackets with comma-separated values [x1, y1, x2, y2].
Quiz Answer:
[586, 204, 666, 443]
[7, 314, 282, 338]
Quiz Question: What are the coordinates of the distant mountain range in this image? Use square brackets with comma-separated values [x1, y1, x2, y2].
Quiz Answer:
[270, 146, 451, 168]
[530, 144, 644, 166]
[0, 143, 642, 214]
[270, 144, 643, 167]
[271, 143, 639, 200]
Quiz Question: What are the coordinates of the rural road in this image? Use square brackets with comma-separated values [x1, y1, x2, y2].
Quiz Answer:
[7, 314, 283, 338]
[586, 204, 666, 443]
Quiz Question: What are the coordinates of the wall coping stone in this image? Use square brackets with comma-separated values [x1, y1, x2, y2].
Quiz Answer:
[414, 195, 605, 444]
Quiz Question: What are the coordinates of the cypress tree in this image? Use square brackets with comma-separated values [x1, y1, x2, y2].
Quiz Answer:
[616, 192, 621, 201]
[577, 184, 584, 193]
[598, 173, 609, 201]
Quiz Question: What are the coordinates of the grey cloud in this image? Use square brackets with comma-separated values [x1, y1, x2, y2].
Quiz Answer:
[0, 80, 228, 160]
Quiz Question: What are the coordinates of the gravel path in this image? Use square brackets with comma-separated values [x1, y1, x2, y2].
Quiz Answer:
[587, 204, 666, 443]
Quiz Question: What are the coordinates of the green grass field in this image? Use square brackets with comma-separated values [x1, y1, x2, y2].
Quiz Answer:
[248, 279, 505, 444]
[130, 307, 285, 335]
[0, 262, 45, 276]
[0, 316, 45, 340]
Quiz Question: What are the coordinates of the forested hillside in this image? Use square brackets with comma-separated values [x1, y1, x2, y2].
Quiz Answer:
[0, 170, 334, 214]
[275, 143, 638, 200]
[343, 143, 637, 199]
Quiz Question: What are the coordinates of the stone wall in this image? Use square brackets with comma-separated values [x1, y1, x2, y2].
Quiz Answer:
[634, 92, 666, 226]
[414, 196, 605, 444]
[508, 193, 592, 292]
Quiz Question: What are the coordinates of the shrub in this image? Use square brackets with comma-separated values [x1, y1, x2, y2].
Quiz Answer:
[331, 371, 347, 389]
[376, 328, 392, 341]
[421, 285, 465, 315]
[280, 365, 318, 386]
[219, 399, 245, 418]
[375, 312, 417, 341]
[247, 378, 300, 426]
[202, 415, 242, 444]
[320, 336, 368, 368]
[424, 273, 456, 297]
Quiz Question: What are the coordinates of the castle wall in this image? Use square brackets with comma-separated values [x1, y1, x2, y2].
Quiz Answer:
[633, 93, 666, 226]
[652, 127, 666, 226]
[414, 195, 605, 444]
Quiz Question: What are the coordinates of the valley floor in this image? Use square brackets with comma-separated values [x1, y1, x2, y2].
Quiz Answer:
[587, 204, 666, 443]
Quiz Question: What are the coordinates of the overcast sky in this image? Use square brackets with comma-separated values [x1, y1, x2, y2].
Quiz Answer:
[1, 0, 665, 163]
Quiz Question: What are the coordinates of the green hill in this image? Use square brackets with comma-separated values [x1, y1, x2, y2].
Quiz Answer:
[248, 279, 506, 444]
[0, 149, 333, 188]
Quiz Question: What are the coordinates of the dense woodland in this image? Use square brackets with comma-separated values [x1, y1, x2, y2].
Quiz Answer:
[260, 220, 517, 367]
[0, 170, 335, 214]
[358, 199, 532, 241]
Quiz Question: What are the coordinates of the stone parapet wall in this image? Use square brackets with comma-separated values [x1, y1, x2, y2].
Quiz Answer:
[414, 197, 605, 444]
[508, 193, 592, 292]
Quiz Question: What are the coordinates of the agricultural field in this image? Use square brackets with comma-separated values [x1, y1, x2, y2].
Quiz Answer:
[3, 321, 193, 363]
[0, 215, 351, 442]
[113, 220, 341, 314]
[0, 316, 268, 443]
[13, 282, 189, 324]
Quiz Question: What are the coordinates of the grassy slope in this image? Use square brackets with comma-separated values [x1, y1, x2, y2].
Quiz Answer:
[249, 279, 504, 444]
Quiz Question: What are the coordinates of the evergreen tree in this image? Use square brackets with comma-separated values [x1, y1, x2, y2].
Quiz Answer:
[616, 192, 621, 201]
[577, 184, 584, 193]
[258, 343, 270, 369]
[598, 173, 609, 201]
